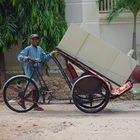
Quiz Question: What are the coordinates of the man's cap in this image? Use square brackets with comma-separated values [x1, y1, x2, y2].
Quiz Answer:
[30, 34, 39, 39]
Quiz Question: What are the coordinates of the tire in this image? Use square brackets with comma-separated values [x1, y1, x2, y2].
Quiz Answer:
[3, 75, 39, 113]
[72, 75, 110, 113]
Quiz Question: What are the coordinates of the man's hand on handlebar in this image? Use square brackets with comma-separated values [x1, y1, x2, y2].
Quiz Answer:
[25, 56, 33, 63]
[24, 56, 40, 63]
[50, 50, 59, 57]
[25, 56, 30, 61]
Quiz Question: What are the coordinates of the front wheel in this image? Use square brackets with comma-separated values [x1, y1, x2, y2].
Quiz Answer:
[72, 75, 110, 113]
[3, 75, 39, 113]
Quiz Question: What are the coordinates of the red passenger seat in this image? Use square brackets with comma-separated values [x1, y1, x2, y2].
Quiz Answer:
[65, 63, 78, 83]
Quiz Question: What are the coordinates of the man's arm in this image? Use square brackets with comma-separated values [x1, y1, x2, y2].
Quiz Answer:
[38, 47, 51, 62]
[17, 47, 29, 62]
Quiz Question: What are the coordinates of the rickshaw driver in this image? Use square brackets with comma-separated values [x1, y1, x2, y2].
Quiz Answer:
[17, 34, 57, 111]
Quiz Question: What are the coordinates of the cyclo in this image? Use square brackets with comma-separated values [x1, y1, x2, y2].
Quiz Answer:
[3, 24, 138, 113]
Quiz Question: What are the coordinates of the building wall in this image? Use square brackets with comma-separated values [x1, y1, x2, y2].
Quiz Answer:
[5, 42, 23, 76]
[99, 13, 140, 53]
[65, 0, 140, 62]
[65, 0, 100, 37]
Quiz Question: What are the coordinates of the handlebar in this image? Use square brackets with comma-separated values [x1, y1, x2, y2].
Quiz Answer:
[26, 57, 41, 64]
[25, 50, 59, 64]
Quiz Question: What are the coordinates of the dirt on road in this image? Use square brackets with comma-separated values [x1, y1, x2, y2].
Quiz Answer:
[1, 100, 140, 140]
[1, 75, 140, 140]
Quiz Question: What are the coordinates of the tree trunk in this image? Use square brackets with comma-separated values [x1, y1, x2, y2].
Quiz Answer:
[132, 14, 137, 60]
[0, 51, 6, 88]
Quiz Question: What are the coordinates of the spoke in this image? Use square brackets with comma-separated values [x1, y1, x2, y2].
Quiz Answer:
[90, 101, 92, 107]
[7, 85, 20, 92]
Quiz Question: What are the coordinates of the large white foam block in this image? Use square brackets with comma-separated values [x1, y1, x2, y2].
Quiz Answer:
[57, 24, 137, 85]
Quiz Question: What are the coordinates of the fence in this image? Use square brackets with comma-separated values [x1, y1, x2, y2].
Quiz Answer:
[99, 0, 117, 13]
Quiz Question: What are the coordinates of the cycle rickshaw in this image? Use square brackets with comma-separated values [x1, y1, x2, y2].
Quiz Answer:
[3, 24, 137, 113]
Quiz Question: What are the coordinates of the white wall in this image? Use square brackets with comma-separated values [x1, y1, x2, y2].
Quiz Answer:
[65, 0, 83, 23]
[100, 23, 133, 53]
[100, 13, 140, 54]
[65, 0, 140, 60]
[65, 0, 100, 37]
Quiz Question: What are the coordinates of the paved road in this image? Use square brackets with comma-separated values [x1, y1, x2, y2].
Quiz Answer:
[1, 100, 140, 140]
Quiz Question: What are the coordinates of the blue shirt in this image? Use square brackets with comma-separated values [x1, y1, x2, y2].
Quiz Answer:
[17, 44, 51, 81]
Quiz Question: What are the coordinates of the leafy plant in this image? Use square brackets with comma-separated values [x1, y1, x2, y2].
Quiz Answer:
[0, 0, 67, 88]
[135, 90, 140, 96]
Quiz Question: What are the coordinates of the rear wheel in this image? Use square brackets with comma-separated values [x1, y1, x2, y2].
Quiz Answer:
[3, 75, 39, 113]
[72, 75, 110, 113]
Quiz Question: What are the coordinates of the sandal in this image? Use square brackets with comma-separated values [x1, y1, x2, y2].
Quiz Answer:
[33, 105, 44, 111]
[18, 100, 26, 109]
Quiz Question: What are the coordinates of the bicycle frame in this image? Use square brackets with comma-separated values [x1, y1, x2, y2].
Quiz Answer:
[23, 57, 74, 103]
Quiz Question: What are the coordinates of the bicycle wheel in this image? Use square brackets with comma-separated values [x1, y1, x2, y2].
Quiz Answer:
[72, 75, 110, 113]
[3, 75, 39, 113]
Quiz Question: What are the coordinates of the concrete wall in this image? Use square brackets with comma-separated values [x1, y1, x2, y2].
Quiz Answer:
[65, 0, 100, 37]
[5, 42, 23, 75]
[99, 13, 140, 53]
[65, 0, 140, 62]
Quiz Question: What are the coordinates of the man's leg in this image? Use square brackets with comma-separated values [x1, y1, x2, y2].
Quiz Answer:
[32, 90, 44, 111]
[18, 90, 33, 109]
[18, 81, 44, 111]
